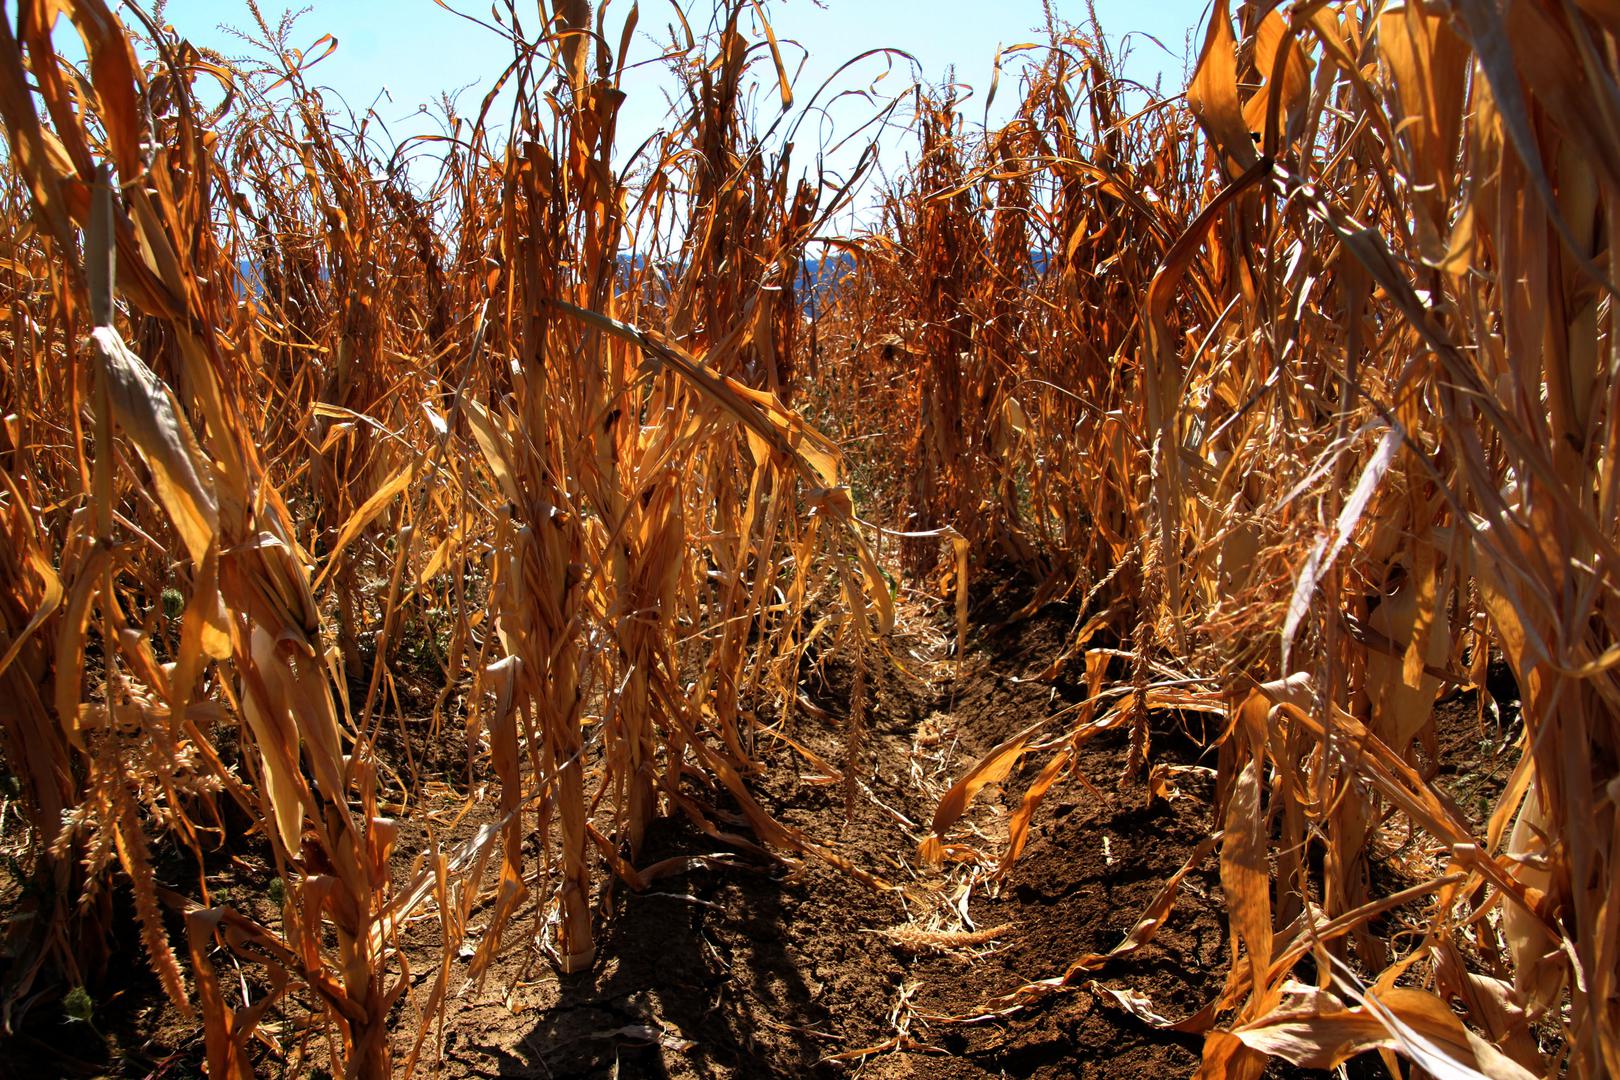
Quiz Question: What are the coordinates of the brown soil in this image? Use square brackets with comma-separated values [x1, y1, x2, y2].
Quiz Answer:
[0, 581, 1522, 1079]
[374, 586, 1225, 1080]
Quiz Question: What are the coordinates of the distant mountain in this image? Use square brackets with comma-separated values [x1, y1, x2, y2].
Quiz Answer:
[614, 252, 857, 315]
[795, 252, 855, 316]
[233, 251, 869, 313]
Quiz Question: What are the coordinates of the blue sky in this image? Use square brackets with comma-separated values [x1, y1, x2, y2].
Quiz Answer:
[144, 0, 1210, 211]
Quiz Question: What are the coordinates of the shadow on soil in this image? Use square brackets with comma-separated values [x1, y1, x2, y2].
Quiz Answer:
[462, 817, 841, 1079]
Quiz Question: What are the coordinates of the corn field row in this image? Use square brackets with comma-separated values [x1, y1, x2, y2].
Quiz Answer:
[0, 1, 1614, 1077]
